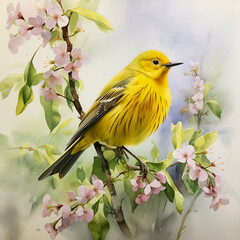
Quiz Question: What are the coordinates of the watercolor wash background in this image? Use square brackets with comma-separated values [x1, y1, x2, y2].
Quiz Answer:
[0, 0, 240, 240]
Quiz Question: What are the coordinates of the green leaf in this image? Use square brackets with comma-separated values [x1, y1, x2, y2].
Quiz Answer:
[195, 154, 210, 167]
[40, 96, 61, 132]
[171, 122, 175, 131]
[151, 141, 160, 163]
[194, 130, 218, 153]
[88, 201, 110, 240]
[207, 100, 222, 119]
[163, 170, 183, 214]
[72, 8, 113, 33]
[146, 158, 173, 172]
[49, 30, 58, 46]
[16, 83, 34, 115]
[0, 74, 23, 99]
[69, 12, 79, 34]
[32, 73, 44, 86]
[52, 118, 73, 135]
[32, 149, 44, 165]
[189, 130, 202, 146]
[77, 166, 86, 182]
[164, 181, 174, 202]
[92, 157, 107, 182]
[183, 174, 199, 194]
[123, 171, 139, 212]
[64, 84, 74, 111]
[203, 81, 212, 97]
[182, 128, 194, 142]
[171, 121, 183, 149]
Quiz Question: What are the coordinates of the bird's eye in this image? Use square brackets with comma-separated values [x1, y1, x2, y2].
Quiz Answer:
[152, 59, 159, 65]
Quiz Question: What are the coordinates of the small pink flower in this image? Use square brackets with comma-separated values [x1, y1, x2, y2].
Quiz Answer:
[78, 206, 94, 222]
[173, 145, 196, 169]
[44, 70, 64, 88]
[135, 193, 150, 204]
[189, 166, 208, 188]
[53, 42, 70, 66]
[189, 60, 199, 71]
[8, 34, 24, 54]
[71, 48, 90, 66]
[41, 30, 52, 46]
[189, 103, 199, 114]
[64, 61, 82, 80]
[39, 87, 58, 101]
[77, 185, 95, 204]
[45, 5, 69, 29]
[60, 205, 78, 228]
[192, 92, 204, 110]
[67, 190, 76, 201]
[28, 15, 44, 36]
[193, 76, 204, 91]
[182, 163, 192, 178]
[6, 3, 24, 29]
[42, 194, 60, 217]
[144, 179, 165, 195]
[76, 19, 83, 31]
[18, 21, 32, 40]
[93, 179, 106, 194]
[214, 174, 223, 193]
[130, 176, 146, 192]
[210, 194, 229, 211]
[45, 223, 57, 240]
[156, 171, 166, 184]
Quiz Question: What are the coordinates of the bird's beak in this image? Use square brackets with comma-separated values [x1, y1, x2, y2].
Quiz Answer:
[162, 62, 183, 67]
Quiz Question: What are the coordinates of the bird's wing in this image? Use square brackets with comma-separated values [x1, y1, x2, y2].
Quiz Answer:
[65, 78, 132, 150]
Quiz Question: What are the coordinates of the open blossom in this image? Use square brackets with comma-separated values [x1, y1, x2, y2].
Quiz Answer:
[76, 19, 83, 32]
[130, 176, 146, 192]
[78, 206, 94, 222]
[192, 92, 204, 110]
[92, 178, 105, 194]
[44, 70, 64, 88]
[42, 194, 60, 217]
[41, 30, 52, 46]
[156, 171, 166, 184]
[18, 21, 32, 40]
[39, 86, 58, 101]
[210, 195, 229, 211]
[71, 48, 90, 66]
[189, 166, 208, 188]
[67, 190, 76, 201]
[28, 15, 44, 36]
[135, 193, 151, 204]
[6, 3, 24, 29]
[173, 145, 196, 169]
[45, 5, 69, 29]
[45, 223, 57, 240]
[189, 60, 199, 71]
[144, 179, 166, 195]
[193, 76, 204, 91]
[77, 185, 95, 204]
[53, 42, 70, 66]
[64, 61, 82, 80]
[189, 103, 198, 114]
[8, 34, 24, 54]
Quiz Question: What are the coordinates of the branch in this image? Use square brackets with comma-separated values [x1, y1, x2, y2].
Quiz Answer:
[94, 142, 132, 238]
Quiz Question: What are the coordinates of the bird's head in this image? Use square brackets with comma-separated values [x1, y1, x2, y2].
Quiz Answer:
[128, 50, 183, 81]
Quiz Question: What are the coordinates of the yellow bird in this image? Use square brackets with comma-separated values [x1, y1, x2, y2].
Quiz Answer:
[38, 50, 182, 180]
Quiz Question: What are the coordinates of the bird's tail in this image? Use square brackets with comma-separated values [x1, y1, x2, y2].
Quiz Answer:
[38, 135, 94, 180]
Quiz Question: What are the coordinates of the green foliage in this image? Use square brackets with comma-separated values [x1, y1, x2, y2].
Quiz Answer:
[92, 157, 107, 182]
[194, 130, 218, 153]
[51, 118, 73, 135]
[88, 201, 110, 240]
[182, 174, 199, 194]
[146, 158, 173, 172]
[72, 8, 113, 33]
[24, 53, 37, 87]
[69, 12, 79, 34]
[207, 100, 222, 119]
[164, 181, 174, 202]
[0, 74, 23, 99]
[182, 128, 194, 142]
[171, 121, 183, 149]
[77, 166, 87, 182]
[203, 81, 212, 97]
[151, 141, 160, 163]
[40, 96, 61, 132]
[123, 171, 139, 212]
[189, 130, 202, 146]
[64, 83, 74, 111]
[49, 30, 58, 46]
[162, 170, 183, 214]
[32, 73, 44, 86]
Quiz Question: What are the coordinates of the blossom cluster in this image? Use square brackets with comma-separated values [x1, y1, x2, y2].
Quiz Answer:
[42, 175, 105, 240]
[173, 145, 229, 211]
[131, 171, 166, 204]
[188, 61, 205, 115]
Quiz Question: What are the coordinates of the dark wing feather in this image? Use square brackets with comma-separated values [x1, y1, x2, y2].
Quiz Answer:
[65, 79, 131, 150]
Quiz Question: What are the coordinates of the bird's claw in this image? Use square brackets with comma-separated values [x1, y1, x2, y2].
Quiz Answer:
[138, 161, 148, 177]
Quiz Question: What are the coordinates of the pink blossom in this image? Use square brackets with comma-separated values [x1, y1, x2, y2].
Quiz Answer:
[214, 174, 223, 193]
[156, 171, 166, 184]
[6, 3, 24, 29]
[193, 76, 204, 91]
[44, 70, 64, 88]
[192, 92, 204, 110]
[18, 21, 32, 40]
[189, 60, 199, 71]
[67, 190, 76, 201]
[144, 179, 166, 195]
[36, 0, 52, 17]
[45, 5, 69, 29]
[53, 42, 70, 66]
[203, 174, 223, 197]
[64, 61, 82, 80]
[28, 15, 44, 36]
[189, 166, 208, 188]
[78, 206, 94, 222]
[130, 176, 146, 192]
[173, 145, 196, 169]
[45, 223, 57, 240]
[39, 87, 58, 101]
[93, 179, 106, 194]
[182, 163, 192, 178]
[42, 194, 60, 218]
[135, 193, 150, 204]
[71, 48, 90, 66]
[76, 19, 83, 31]
[189, 103, 199, 115]
[41, 30, 52, 46]
[60, 205, 78, 228]
[210, 194, 229, 211]
[8, 34, 24, 54]
[77, 185, 95, 204]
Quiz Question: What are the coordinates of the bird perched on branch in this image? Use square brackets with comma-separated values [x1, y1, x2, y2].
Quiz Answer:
[38, 50, 182, 180]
